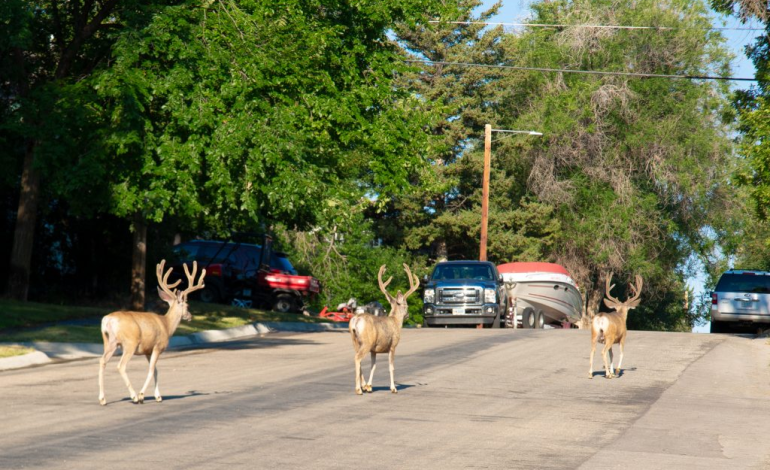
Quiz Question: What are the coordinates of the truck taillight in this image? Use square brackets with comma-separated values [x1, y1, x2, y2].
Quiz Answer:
[711, 293, 718, 305]
[206, 264, 223, 277]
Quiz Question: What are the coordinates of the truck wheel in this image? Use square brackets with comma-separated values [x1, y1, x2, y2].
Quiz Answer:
[521, 309, 535, 329]
[198, 286, 221, 304]
[490, 310, 501, 329]
[535, 311, 545, 329]
[272, 294, 297, 313]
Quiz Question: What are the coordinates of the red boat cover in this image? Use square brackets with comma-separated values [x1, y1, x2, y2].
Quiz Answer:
[497, 262, 572, 277]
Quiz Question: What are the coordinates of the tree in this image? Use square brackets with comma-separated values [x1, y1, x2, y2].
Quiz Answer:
[0, 0, 172, 301]
[96, 0, 456, 308]
[489, 0, 737, 329]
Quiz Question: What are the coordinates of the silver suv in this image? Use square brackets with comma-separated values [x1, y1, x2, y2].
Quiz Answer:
[711, 270, 770, 333]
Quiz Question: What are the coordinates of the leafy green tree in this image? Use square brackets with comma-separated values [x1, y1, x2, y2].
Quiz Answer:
[490, 0, 737, 329]
[0, 0, 166, 301]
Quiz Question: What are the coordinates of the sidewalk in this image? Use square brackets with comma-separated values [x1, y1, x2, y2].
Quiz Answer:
[0, 321, 349, 371]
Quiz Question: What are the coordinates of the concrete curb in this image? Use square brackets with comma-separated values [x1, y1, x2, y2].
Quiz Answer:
[0, 320, 349, 371]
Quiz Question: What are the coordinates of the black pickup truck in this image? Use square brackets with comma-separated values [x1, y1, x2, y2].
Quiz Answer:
[422, 261, 507, 328]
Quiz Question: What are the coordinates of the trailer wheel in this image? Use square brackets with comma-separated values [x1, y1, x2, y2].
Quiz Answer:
[272, 294, 297, 313]
[521, 309, 535, 329]
[535, 311, 545, 329]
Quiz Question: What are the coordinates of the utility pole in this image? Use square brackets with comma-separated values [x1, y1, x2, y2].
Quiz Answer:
[480, 124, 492, 261]
[479, 125, 543, 261]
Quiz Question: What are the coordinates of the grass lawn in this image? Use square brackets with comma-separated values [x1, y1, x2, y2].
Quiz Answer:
[0, 299, 333, 344]
[0, 344, 35, 358]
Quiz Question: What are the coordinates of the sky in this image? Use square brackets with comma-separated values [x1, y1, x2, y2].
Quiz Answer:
[476, 0, 765, 333]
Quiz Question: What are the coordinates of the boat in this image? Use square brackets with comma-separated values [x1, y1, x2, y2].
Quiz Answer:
[497, 262, 583, 328]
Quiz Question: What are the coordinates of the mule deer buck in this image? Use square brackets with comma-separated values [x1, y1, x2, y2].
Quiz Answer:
[349, 264, 419, 395]
[589, 274, 643, 379]
[98, 260, 205, 405]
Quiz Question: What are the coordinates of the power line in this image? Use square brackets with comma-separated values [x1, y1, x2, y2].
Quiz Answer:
[428, 20, 766, 32]
[404, 59, 758, 82]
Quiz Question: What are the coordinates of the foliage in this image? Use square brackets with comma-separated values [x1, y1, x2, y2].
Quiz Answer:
[94, 0, 452, 235]
[277, 215, 429, 325]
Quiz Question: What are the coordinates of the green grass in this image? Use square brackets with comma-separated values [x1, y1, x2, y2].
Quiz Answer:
[0, 345, 35, 358]
[0, 299, 110, 330]
[0, 299, 333, 344]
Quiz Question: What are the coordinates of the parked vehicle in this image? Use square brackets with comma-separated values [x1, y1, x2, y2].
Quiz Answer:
[710, 269, 770, 333]
[168, 240, 320, 313]
[422, 261, 506, 328]
[498, 262, 582, 328]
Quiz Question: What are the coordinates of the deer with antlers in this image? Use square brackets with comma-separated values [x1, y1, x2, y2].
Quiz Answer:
[98, 260, 206, 405]
[349, 264, 420, 395]
[589, 273, 643, 379]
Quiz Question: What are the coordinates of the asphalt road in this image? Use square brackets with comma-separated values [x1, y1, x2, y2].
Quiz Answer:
[2, 328, 770, 469]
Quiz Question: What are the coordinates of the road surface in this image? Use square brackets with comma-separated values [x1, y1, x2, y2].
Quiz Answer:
[2, 328, 770, 469]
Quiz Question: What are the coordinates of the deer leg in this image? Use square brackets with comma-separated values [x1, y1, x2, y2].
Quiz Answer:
[588, 337, 596, 379]
[116, 346, 139, 402]
[608, 346, 615, 377]
[98, 339, 118, 406]
[354, 348, 367, 395]
[602, 343, 613, 379]
[365, 352, 376, 393]
[389, 349, 397, 394]
[616, 340, 625, 376]
[139, 350, 161, 403]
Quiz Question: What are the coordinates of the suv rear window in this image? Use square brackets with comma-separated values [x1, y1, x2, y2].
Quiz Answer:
[715, 273, 770, 294]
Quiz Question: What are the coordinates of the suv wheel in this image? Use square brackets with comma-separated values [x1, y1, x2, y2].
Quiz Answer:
[710, 320, 728, 334]
[199, 286, 221, 304]
[521, 309, 535, 329]
[272, 294, 297, 313]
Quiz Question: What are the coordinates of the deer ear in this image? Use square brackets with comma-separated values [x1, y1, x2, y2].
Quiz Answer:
[603, 298, 619, 310]
[158, 286, 175, 304]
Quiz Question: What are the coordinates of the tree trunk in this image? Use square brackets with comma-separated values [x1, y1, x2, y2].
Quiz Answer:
[7, 141, 41, 301]
[436, 238, 448, 262]
[130, 214, 147, 311]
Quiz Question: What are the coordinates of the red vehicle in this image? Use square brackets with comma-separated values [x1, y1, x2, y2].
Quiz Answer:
[169, 238, 320, 313]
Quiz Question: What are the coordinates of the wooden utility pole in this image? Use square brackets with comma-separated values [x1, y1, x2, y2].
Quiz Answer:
[479, 125, 542, 262]
[480, 124, 492, 261]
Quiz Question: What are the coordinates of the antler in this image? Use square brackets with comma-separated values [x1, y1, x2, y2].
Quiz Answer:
[402, 264, 420, 299]
[181, 261, 206, 299]
[156, 260, 182, 299]
[604, 273, 621, 305]
[626, 275, 643, 307]
[156, 260, 206, 301]
[378, 265, 394, 303]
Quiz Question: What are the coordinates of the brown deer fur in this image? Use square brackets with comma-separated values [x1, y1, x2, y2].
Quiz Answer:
[98, 260, 205, 405]
[589, 274, 642, 379]
[349, 264, 419, 395]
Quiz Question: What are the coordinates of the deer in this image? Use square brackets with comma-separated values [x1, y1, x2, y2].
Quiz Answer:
[588, 273, 643, 379]
[349, 264, 420, 395]
[98, 260, 205, 405]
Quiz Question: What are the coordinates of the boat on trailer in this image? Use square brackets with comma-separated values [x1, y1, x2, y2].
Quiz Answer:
[497, 262, 583, 328]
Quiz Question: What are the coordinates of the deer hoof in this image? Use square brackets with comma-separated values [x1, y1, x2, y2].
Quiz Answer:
[99, 397, 106, 406]
[156, 396, 163, 403]
[131, 395, 139, 404]
[137, 393, 145, 404]
[355, 389, 363, 395]
[391, 388, 398, 394]
[364, 385, 372, 393]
